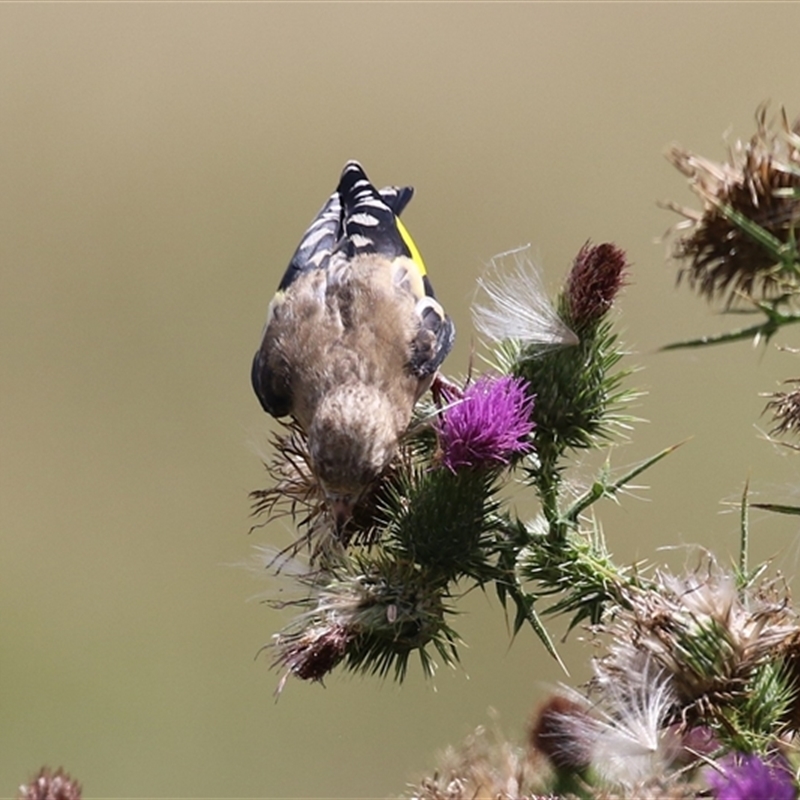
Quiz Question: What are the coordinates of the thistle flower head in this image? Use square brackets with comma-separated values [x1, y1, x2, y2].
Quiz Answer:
[564, 241, 629, 332]
[270, 556, 456, 690]
[18, 768, 81, 800]
[272, 619, 352, 687]
[707, 753, 797, 800]
[504, 240, 634, 468]
[666, 106, 800, 306]
[437, 375, 535, 472]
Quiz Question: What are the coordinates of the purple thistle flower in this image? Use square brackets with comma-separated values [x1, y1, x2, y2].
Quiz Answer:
[438, 375, 535, 472]
[707, 753, 797, 800]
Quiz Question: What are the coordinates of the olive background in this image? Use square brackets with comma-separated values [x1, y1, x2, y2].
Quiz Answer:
[2, 4, 800, 797]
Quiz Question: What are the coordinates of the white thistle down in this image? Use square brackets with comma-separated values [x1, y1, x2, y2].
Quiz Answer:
[545, 662, 677, 789]
[472, 246, 578, 349]
[588, 663, 678, 787]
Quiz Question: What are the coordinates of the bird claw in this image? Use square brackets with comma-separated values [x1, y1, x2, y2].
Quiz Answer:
[431, 373, 463, 406]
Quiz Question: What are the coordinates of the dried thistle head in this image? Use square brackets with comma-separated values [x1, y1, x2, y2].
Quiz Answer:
[594, 559, 800, 743]
[18, 768, 81, 800]
[763, 379, 800, 443]
[665, 105, 800, 306]
[250, 419, 414, 553]
[250, 419, 322, 528]
[407, 724, 549, 800]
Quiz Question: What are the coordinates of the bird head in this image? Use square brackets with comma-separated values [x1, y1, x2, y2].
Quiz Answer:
[307, 384, 402, 531]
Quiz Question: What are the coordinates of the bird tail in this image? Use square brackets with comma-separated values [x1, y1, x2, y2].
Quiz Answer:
[336, 161, 428, 278]
[277, 161, 426, 290]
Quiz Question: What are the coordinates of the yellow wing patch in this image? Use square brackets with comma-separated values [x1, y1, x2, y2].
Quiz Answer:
[395, 217, 428, 277]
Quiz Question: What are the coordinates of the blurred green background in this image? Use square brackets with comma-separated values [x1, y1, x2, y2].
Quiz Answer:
[2, 4, 800, 797]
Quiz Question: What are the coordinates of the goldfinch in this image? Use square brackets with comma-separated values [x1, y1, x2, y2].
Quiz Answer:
[252, 161, 455, 529]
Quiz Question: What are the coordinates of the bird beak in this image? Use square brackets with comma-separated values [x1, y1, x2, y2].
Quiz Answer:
[329, 496, 355, 533]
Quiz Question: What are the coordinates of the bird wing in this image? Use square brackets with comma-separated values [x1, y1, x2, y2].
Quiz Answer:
[407, 291, 456, 380]
[276, 190, 341, 292]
